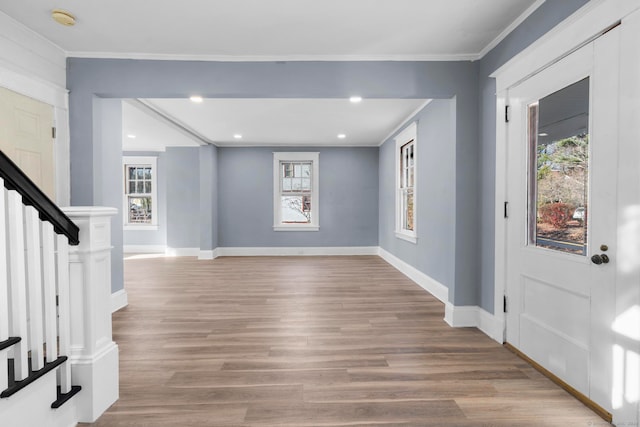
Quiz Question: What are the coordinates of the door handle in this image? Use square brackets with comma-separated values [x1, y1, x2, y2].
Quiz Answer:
[591, 254, 610, 265]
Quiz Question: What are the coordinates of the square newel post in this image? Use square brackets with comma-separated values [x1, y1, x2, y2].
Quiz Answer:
[62, 207, 119, 423]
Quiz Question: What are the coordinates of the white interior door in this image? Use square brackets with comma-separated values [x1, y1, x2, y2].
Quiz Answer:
[505, 27, 621, 415]
[0, 86, 55, 200]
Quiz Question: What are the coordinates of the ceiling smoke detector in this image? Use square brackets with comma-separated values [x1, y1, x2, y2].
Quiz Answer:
[51, 9, 76, 26]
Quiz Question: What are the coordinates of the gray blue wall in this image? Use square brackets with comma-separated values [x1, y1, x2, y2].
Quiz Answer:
[218, 147, 379, 247]
[379, 99, 456, 293]
[166, 147, 201, 249]
[93, 98, 124, 293]
[199, 145, 218, 252]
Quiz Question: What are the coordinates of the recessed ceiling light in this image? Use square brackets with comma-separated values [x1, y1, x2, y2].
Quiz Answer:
[190, 96, 203, 103]
[233, 134, 243, 139]
[337, 134, 347, 139]
[51, 9, 76, 26]
[349, 96, 362, 103]
[127, 134, 136, 139]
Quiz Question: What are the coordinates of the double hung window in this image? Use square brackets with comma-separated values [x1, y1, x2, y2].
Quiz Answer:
[123, 156, 157, 229]
[273, 152, 319, 231]
[395, 123, 417, 243]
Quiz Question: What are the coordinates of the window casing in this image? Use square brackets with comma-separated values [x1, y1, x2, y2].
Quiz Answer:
[395, 123, 417, 243]
[123, 156, 158, 230]
[273, 152, 319, 231]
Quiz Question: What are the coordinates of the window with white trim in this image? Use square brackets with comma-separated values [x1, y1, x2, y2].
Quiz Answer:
[123, 156, 158, 229]
[395, 123, 417, 243]
[273, 152, 319, 231]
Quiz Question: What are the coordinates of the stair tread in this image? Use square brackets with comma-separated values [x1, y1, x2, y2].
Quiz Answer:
[51, 385, 82, 409]
[0, 337, 21, 352]
[1, 356, 67, 398]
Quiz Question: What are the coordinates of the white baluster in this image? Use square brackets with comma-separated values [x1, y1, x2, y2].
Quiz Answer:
[0, 181, 9, 392]
[56, 234, 71, 393]
[7, 190, 28, 381]
[42, 221, 58, 363]
[25, 206, 44, 371]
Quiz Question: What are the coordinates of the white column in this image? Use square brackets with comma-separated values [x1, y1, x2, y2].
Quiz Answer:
[62, 206, 118, 423]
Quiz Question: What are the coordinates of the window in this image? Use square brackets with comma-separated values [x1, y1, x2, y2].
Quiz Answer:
[395, 123, 417, 243]
[273, 152, 319, 231]
[123, 156, 158, 229]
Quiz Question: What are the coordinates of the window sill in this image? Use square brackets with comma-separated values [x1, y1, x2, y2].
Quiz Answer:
[395, 231, 417, 244]
[273, 225, 320, 232]
[124, 225, 159, 231]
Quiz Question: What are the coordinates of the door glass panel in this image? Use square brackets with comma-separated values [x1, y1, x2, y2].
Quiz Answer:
[528, 77, 589, 255]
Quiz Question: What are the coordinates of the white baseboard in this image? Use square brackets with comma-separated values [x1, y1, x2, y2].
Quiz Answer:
[123, 244, 165, 254]
[111, 289, 128, 313]
[377, 247, 449, 304]
[217, 246, 379, 256]
[444, 302, 504, 343]
[198, 249, 218, 260]
[165, 247, 200, 257]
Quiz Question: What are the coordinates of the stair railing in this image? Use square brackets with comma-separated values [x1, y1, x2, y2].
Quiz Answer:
[0, 150, 80, 405]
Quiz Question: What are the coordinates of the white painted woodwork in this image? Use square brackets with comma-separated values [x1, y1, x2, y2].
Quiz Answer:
[612, 8, 640, 424]
[24, 205, 45, 371]
[63, 206, 119, 423]
[55, 233, 71, 394]
[0, 12, 66, 88]
[0, 86, 56, 200]
[0, 180, 8, 392]
[0, 11, 70, 206]
[494, 2, 640, 425]
[6, 190, 28, 381]
[503, 24, 624, 421]
[41, 221, 58, 363]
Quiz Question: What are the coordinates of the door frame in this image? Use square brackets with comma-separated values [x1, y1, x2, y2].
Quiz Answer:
[492, 0, 640, 424]
[492, 0, 639, 343]
[0, 62, 70, 206]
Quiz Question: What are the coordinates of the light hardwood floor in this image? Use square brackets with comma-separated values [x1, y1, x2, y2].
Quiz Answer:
[82, 255, 611, 426]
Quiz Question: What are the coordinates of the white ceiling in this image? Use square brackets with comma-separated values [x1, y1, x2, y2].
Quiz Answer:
[136, 98, 429, 147]
[122, 101, 203, 151]
[1, 0, 541, 150]
[0, 0, 539, 60]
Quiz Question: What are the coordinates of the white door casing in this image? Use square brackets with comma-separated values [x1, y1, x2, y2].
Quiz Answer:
[505, 30, 617, 412]
[0, 86, 56, 200]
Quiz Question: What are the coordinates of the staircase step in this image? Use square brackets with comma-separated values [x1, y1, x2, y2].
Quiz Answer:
[1, 356, 67, 398]
[0, 337, 21, 352]
[51, 385, 82, 409]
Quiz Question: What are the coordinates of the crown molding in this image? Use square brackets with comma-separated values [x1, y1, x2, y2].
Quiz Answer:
[477, 0, 546, 59]
[64, 51, 479, 62]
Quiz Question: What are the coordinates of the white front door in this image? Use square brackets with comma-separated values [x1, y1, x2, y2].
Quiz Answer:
[0, 86, 55, 200]
[505, 27, 621, 416]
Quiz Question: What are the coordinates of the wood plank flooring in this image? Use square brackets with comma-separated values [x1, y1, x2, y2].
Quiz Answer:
[81, 255, 610, 426]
